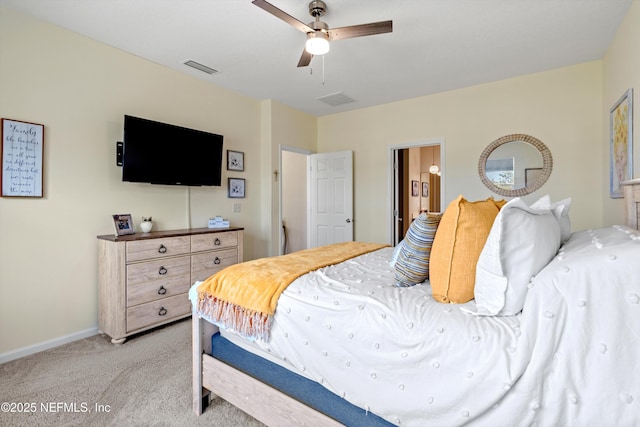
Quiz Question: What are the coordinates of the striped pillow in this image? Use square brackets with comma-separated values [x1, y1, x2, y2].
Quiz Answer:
[394, 213, 442, 287]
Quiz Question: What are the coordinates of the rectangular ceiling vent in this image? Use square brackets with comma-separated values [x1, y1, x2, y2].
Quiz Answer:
[183, 59, 218, 75]
[317, 92, 356, 107]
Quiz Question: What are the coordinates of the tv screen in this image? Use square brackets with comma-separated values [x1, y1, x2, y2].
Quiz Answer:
[122, 115, 223, 186]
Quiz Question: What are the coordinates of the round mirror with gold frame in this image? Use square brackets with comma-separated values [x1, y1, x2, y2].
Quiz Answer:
[478, 134, 553, 197]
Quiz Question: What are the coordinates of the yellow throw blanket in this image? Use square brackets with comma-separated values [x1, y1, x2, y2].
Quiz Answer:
[196, 241, 388, 340]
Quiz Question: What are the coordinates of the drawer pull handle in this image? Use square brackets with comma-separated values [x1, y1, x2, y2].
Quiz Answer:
[158, 307, 168, 316]
[214, 238, 221, 246]
[158, 244, 167, 254]
[157, 286, 167, 295]
[214, 257, 221, 265]
[158, 266, 168, 275]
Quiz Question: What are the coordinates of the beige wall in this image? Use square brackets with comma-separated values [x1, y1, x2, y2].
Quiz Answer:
[261, 101, 317, 256]
[318, 62, 604, 244]
[0, 7, 315, 357]
[603, 0, 640, 226]
[282, 150, 308, 254]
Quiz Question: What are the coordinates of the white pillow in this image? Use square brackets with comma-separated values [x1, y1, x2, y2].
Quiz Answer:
[389, 240, 404, 267]
[473, 197, 561, 316]
[552, 198, 572, 242]
[531, 195, 572, 243]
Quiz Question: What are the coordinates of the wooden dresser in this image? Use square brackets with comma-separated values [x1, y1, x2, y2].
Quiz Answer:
[622, 179, 640, 230]
[97, 227, 243, 344]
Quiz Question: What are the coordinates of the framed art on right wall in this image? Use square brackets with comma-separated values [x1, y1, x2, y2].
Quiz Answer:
[610, 88, 633, 198]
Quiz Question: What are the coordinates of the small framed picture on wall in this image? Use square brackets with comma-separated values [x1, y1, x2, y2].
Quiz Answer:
[228, 178, 245, 198]
[227, 150, 244, 171]
[411, 180, 419, 197]
[422, 182, 429, 197]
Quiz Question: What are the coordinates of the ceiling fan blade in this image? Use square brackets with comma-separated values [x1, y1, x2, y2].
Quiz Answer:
[297, 49, 313, 67]
[252, 0, 314, 33]
[329, 20, 393, 41]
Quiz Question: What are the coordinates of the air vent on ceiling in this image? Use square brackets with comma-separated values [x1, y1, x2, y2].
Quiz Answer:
[317, 92, 355, 106]
[183, 60, 218, 75]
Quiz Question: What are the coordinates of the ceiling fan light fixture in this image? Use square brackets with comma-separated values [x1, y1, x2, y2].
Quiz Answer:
[252, 0, 392, 67]
[305, 31, 330, 55]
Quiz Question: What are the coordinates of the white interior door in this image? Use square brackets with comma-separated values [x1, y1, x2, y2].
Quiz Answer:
[309, 151, 353, 247]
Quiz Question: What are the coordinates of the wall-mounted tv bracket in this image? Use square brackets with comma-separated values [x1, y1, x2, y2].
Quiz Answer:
[116, 141, 123, 166]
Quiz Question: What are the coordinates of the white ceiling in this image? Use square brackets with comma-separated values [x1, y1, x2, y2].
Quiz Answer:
[0, 0, 632, 116]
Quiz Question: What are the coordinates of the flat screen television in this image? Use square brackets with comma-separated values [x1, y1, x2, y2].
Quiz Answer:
[122, 115, 223, 186]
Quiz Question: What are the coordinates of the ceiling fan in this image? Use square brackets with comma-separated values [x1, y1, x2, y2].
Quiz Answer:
[252, 0, 393, 67]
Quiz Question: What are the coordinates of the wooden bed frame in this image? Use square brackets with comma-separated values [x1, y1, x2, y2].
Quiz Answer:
[191, 183, 640, 425]
[622, 178, 640, 230]
[191, 311, 343, 426]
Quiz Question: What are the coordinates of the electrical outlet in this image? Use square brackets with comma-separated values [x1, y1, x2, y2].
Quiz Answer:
[233, 202, 241, 213]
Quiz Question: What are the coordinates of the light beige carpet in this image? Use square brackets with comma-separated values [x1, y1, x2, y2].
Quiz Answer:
[0, 319, 265, 427]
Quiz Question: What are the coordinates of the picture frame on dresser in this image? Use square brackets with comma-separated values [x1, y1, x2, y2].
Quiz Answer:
[609, 88, 633, 198]
[112, 213, 135, 236]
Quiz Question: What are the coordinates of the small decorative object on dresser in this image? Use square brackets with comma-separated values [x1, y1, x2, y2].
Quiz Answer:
[97, 227, 244, 344]
[112, 213, 134, 236]
[208, 216, 230, 228]
[140, 216, 153, 233]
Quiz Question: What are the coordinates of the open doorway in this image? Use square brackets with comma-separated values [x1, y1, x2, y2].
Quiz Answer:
[280, 146, 312, 255]
[390, 140, 444, 245]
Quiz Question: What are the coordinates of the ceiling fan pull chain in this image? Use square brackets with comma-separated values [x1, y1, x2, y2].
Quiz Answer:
[322, 55, 325, 85]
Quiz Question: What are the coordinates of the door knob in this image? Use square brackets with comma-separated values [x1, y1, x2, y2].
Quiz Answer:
[346, 218, 352, 223]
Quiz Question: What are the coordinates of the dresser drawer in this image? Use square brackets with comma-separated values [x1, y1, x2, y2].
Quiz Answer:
[126, 256, 191, 287]
[127, 274, 191, 307]
[191, 231, 238, 253]
[191, 248, 238, 282]
[126, 236, 190, 262]
[126, 294, 191, 332]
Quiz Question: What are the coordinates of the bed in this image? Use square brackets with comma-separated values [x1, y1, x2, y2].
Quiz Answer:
[190, 195, 640, 426]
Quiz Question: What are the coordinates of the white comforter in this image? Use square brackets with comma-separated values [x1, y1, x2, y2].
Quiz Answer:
[196, 226, 640, 426]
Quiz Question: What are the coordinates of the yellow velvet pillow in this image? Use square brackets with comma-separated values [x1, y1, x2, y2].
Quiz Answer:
[429, 195, 501, 303]
[493, 198, 507, 209]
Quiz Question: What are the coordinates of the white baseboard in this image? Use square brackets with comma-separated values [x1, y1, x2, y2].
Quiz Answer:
[0, 327, 99, 364]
